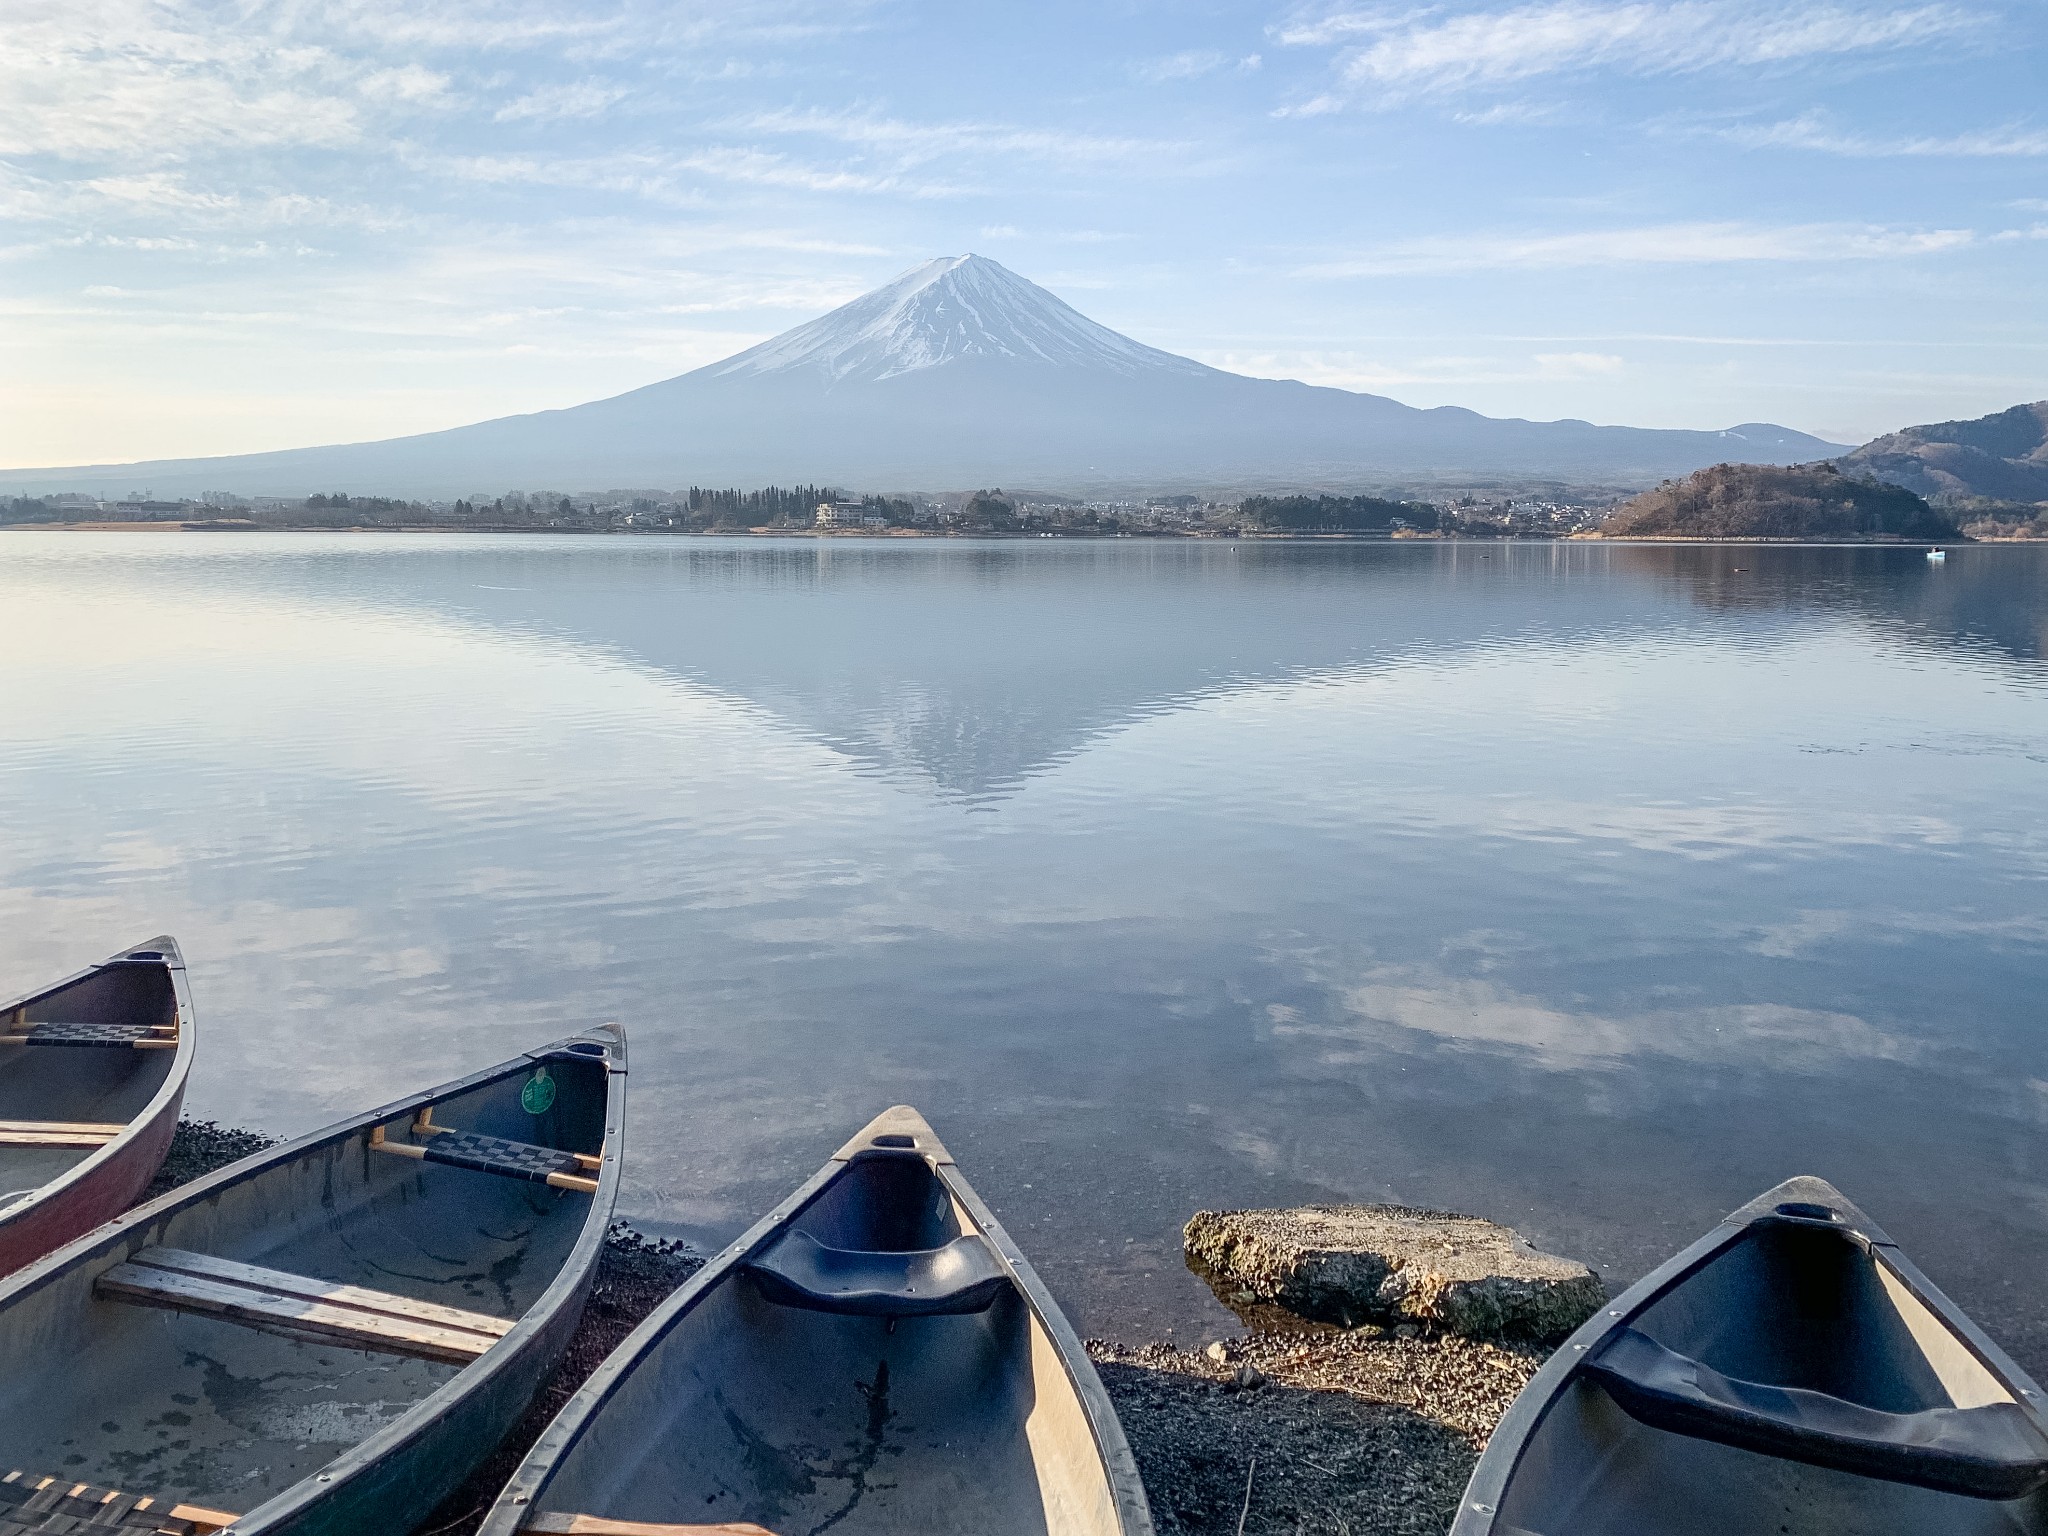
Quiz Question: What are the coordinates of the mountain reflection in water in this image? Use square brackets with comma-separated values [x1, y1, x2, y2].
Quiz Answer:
[1, 535, 2044, 1369]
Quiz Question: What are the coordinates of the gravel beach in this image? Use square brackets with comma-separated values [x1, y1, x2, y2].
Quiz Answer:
[1092, 1330, 1543, 1535]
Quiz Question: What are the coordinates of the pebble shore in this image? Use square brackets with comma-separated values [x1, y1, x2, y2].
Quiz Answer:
[1092, 1331, 1543, 1534]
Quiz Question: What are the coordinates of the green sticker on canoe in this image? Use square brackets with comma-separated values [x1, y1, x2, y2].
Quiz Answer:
[521, 1068, 556, 1115]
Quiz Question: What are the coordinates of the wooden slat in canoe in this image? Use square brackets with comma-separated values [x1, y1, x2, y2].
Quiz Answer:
[522, 1517, 781, 1536]
[131, 1248, 516, 1339]
[96, 1248, 511, 1365]
[0, 1119, 126, 1147]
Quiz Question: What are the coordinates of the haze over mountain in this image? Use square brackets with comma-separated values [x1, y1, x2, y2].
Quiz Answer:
[0, 256, 1849, 499]
[1835, 402, 2048, 505]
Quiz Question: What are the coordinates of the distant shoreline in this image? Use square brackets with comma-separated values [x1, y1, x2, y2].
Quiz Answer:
[2, 522, 2018, 545]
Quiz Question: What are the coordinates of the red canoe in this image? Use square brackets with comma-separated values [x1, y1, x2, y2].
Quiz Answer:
[0, 936, 194, 1276]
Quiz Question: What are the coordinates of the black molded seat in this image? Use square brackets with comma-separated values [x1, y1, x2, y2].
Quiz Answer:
[418, 1131, 585, 1186]
[1587, 1327, 2048, 1500]
[744, 1229, 1010, 1316]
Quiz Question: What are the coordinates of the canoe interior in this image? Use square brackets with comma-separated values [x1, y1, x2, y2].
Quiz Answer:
[530, 1151, 1123, 1536]
[0, 958, 180, 1205]
[0, 1051, 608, 1519]
[1495, 1219, 2048, 1536]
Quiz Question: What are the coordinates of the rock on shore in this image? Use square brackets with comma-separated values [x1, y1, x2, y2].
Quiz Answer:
[1185, 1204, 1604, 1342]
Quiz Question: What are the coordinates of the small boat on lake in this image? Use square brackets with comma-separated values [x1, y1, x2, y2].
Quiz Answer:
[480, 1105, 1154, 1536]
[0, 1025, 624, 1535]
[0, 937, 194, 1276]
[1928, 548, 1948, 561]
[1454, 1175, 2048, 1536]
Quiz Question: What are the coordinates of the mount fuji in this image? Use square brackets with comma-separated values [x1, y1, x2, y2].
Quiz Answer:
[1, 255, 1847, 497]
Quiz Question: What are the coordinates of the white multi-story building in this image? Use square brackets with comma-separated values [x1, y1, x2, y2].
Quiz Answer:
[815, 501, 868, 527]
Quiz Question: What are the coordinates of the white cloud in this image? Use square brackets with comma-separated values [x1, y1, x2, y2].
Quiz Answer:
[1304, 219, 1977, 274]
[676, 146, 962, 197]
[1454, 100, 1567, 125]
[1197, 347, 1625, 387]
[733, 108, 1181, 168]
[1278, 2, 1980, 99]
[0, 3, 471, 160]
[976, 224, 1131, 244]
[1534, 349, 1626, 375]
[1272, 96, 1345, 118]
[1724, 111, 2048, 157]
[1135, 49, 1227, 81]
[358, 65, 453, 104]
[494, 78, 630, 122]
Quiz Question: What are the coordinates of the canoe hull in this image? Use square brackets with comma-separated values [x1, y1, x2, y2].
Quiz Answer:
[482, 1105, 1153, 1536]
[0, 1028, 625, 1536]
[0, 1080, 183, 1275]
[1455, 1176, 2048, 1536]
[0, 937, 195, 1277]
[244, 1258, 594, 1536]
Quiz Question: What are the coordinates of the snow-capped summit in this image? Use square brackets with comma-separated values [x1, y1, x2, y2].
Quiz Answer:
[702, 254, 1215, 384]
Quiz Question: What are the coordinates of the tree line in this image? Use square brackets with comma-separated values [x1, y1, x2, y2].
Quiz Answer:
[1237, 494, 1441, 531]
[685, 485, 836, 526]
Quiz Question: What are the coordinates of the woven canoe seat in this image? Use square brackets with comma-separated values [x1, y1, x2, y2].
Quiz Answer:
[419, 1130, 586, 1185]
[0, 1470, 234, 1534]
[8, 1023, 165, 1048]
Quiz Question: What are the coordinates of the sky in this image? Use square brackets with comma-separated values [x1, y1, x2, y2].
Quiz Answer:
[2, 0, 2044, 468]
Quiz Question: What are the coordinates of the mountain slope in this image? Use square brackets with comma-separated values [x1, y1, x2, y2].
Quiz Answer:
[0, 255, 1848, 497]
[1837, 401, 2048, 503]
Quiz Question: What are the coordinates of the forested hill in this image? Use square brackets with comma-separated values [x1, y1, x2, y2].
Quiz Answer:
[1598, 463, 1959, 540]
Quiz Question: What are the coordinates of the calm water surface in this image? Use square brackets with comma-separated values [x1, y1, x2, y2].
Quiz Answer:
[4, 534, 2046, 1359]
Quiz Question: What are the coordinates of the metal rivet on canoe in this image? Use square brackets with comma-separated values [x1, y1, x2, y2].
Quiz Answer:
[1471, 1504, 1493, 1514]
[513, 1494, 529, 1504]
[1573, 1344, 1587, 1350]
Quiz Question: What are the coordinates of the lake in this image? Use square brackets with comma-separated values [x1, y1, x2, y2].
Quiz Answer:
[3, 533, 2045, 1363]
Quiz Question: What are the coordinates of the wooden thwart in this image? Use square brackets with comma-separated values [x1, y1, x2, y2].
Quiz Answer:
[0, 1468, 237, 1534]
[0, 1018, 178, 1050]
[0, 1118, 125, 1147]
[521, 1516, 781, 1535]
[95, 1246, 512, 1365]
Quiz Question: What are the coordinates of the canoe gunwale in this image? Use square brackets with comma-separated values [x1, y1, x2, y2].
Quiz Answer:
[935, 1159, 1156, 1536]
[0, 935, 195, 1268]
[1450, 1175, 2048, 1533]
[481, 1107, 1157, 1536]
[0, 1022, 627, 1536]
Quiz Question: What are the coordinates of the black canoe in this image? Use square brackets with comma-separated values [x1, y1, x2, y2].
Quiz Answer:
[479, 1105, 1154, 1536]
[0, 1025, 623, 1536]
[0, 936, 195, 1277]
[1454, 1176, 2048, 1536]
